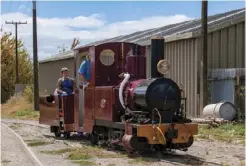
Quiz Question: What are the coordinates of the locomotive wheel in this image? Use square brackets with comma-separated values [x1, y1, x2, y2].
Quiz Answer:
[63, 132, 71, 139]
[54, 127, 61, 137]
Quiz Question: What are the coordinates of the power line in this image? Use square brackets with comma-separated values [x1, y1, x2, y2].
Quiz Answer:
[5, 21, 27, 84]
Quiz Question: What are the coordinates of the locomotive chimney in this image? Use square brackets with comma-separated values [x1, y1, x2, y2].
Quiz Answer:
[151, 36, 164, 78]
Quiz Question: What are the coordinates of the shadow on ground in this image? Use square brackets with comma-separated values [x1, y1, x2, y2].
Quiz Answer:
[127, 151, 221, 166]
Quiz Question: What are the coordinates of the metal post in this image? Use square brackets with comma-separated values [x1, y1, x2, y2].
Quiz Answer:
[15, 23, 18, 83]
[200, 0, 208, 114]
[33, 0, 39, 111]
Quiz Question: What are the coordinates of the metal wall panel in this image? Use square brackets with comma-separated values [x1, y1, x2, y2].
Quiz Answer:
[163, 39, 198, 118]
[145, 22, 244, 118]
[207, 22, 245, 68]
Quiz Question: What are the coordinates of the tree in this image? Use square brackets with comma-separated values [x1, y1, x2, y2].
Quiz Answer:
[71, 38, 80, 49]
[1, 32, 33, 103]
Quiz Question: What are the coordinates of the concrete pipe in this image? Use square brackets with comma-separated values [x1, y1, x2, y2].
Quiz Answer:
[203, 101, 237, 121]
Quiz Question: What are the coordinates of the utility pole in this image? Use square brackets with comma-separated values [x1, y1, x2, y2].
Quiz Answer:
[200, 0, 208, 115]
[33, 0, 39, 111]
[5, 21, 27, 84]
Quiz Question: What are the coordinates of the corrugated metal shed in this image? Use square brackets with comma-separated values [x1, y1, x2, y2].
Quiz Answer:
[76, 8, 245, 48]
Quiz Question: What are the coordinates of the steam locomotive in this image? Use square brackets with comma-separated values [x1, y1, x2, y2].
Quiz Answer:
[39, 37, 198, 152]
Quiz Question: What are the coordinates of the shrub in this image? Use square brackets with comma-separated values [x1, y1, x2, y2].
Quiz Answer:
[23, 85, 34, 103]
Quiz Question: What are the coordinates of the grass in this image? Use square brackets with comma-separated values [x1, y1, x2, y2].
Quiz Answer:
[196, 123, 245, 144]
[73, 160, 96, 166]
[128, 157, 148, 164]
[1, 92, 39, 120]
[15, 109, 39, 119]
[27, 140, 52, 147]
[41, 145, 127, 165]
[42, 145, 125, 159]
[127, 156, 157, 164]
[9, 124, 23, 130]
[41, 148, 75, 155]
[240, 160, 245, 166]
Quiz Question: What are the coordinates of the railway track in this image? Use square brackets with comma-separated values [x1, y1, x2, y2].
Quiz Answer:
[1, 122, 44, 166]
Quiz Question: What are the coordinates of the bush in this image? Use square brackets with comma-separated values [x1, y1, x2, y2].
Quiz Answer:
[23, 85, 34, 103]
[1, 33, 33, 103]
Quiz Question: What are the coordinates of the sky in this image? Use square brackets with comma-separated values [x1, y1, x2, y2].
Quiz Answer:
[1, 1, 245, 60]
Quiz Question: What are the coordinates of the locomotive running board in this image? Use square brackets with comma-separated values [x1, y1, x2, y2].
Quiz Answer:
[95, 119, 125, 130]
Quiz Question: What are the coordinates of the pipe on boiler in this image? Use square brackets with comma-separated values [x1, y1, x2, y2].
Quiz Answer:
[119, 73, 131, 112]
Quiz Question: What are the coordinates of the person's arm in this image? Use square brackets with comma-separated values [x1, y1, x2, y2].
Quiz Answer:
[79, 74, 88, 83]
[71, 78, 77, 93]
[55, 78, 66, 94]
[78, 61, 89, 83]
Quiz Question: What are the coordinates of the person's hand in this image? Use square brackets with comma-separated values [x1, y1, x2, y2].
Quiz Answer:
[83, 82, 90, 90]
[62, 91, 67, 94]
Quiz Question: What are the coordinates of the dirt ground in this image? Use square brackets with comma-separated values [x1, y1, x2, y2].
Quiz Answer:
[1, 119, 245, 166]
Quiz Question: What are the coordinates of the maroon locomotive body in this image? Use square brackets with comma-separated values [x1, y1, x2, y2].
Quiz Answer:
[39, 39, 198, 152]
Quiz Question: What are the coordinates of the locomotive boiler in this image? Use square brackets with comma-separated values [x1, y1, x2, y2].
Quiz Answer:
[39, 37, 198, 152]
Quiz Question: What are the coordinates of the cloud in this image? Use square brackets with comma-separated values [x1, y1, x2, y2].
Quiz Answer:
[1, 12, 193, 60]
[18, 4, 32, 14]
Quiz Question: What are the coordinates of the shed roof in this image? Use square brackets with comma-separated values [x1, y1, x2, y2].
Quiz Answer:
[39, 50, 74, 63]
[77, 8, 245, 48]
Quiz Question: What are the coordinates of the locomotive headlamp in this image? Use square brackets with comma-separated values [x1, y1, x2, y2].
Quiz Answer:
[157, 59, 170, 75]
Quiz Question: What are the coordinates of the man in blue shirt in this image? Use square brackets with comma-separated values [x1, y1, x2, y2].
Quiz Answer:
[77, 55, 91, 136]
[78, 54, 91, 89]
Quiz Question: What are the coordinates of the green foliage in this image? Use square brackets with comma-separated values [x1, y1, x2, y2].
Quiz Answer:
[23, 85, 34, 103]
[41, 146, 126, 165]
[27, 140, 52, 147]
[1, 32, 33, 103]
[15, 109, 39, 119]
[239, 85, 245, 97]
[197, 123, 245, 144]
[236, 85, 245, 122]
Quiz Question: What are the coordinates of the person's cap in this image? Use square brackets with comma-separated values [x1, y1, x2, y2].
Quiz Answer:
[61, 67, 69, 73]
